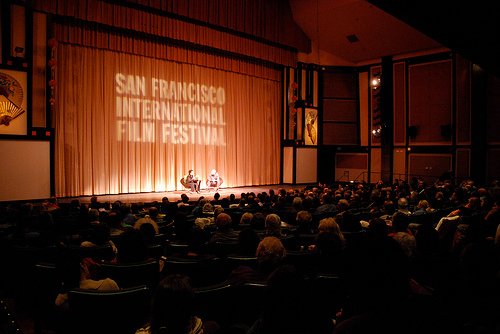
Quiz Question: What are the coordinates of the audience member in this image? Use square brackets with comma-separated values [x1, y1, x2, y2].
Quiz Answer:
[136, 274, 213, 334]
[209, 213, 239, 243]
[55, 256, 119, 311]
[115, 228, 148, 263]
[226, 236, 286, 286]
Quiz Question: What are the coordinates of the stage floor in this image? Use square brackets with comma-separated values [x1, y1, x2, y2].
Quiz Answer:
[58, 183, 314, 204]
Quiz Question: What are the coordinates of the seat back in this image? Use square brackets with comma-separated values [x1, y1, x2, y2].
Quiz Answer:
[311, 274, 346, 319]
[63, 244, 115, 262]
[33, 262, 63, 334]
[147, 243, 165, 260]
[284, 249, 320, 278]
[100, 260, 159, 290]
[296, 233, 318, 249]
[233, 282, 267, 327]
[194, 283, 234, 330]
[67, 285, 151, 334]
[162, 257, 223, 287]
[209, 240, 239, 258]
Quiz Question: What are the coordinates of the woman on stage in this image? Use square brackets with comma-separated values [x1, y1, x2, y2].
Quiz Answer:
[186, 169, 201, 193]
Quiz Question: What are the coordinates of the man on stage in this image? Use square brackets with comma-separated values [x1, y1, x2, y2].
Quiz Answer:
[207, 169, 220, 191]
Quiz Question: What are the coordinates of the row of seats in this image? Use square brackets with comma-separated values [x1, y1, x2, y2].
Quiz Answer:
[32, 259, 343, 334]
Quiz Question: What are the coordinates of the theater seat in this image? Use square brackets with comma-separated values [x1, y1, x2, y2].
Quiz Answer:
[100, 259, 159, 290]
[194, 283, 233, 330]
[206, 177, 223, 190]
[63, 244, 115, 262]
[67, 285, 151, 334]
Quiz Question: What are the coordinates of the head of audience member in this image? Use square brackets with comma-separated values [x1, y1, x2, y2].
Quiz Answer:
[391, 211, 410, 233]
[414, 224, 440, 255]
[292, 196, 303, 210]
[397, 197, 409, 212]
[220, 197, 230, 208]
[148, 274, 199, 334]
[88, 208, 100, 224]
[237, 227, 261, 256]
[173, 206, 192, 242]
[215, 213, 233, 232]
[265, 214, 282, 238]
[366, 218, 389, 239]
[213, 207, 224, 221]
[202, 202, 214, 214]
[465, 196, 482, 213]
[296, 210, 313, 233]
[186, 228, 209, 255]
[318, 217, 344, 242]
[417, 200, 429, 211]
[315, 231, 342, 263]
[181, 194, 190, 204]
[107, 211, 123, 229]
[337, 199, 349, 212]
[90, 223, 111, 246]
[116, 228, 148, 263]
[213, 192, 220, 201]
[335, 210, 361, 232]
[90, 196, 99, 209]
[256, 237, 286, 273]
[148, 207, 159, 221]
[240, 212, 253, 226]
[140, 222, 157, 244]
[250, 212, 266, 230]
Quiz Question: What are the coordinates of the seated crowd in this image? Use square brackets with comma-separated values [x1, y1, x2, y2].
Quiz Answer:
[1, 177, 500, 333]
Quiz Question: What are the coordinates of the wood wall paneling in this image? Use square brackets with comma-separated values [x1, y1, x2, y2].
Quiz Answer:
[409, 60, 452, 145]
[283, 147, 294, 183]
[323, 100, 357, 122]
[323, 123, 358, 145]
[456, 55, 471, 144]
[455, 149, 470, 181]
[370, 148, 382, 183]
[323, 72, 357, 99]
[296, 148, 317, 183]
[408, 153, 452, 185]
[393, 148, 406, 180]
[487, 74, 500, 144]
[335, 153, 368, 182]
[486, 148, 500, 183]
[359, 71, 369, 147]
[393, 62, 406, 145]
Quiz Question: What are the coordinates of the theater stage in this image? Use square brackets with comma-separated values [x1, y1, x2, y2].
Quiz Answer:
[58, 183, 315, 204]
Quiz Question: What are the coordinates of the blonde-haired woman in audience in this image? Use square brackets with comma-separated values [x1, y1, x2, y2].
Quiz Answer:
[318, 217, 345, 248]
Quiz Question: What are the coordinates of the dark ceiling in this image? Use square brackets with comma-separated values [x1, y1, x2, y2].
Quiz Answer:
[289, 0, 500, 77]
[366, 0, 500, 77]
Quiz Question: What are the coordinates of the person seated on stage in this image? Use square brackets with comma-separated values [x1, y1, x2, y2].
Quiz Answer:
[186, 169, 200, 193]
[207, 169, 220, 191]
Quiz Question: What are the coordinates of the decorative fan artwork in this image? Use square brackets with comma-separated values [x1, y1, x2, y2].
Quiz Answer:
[305, 109, 318, 145]
[0, 72, 25, 126]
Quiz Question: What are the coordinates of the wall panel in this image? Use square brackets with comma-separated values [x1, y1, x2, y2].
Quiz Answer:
[456, 149, 470, 182]
[408, 60, 452, 145]
[335, 153, 368, 182]
[393, 62, 406, 145]
[408, 153, 452, 185]
[456, 55, 471, 144]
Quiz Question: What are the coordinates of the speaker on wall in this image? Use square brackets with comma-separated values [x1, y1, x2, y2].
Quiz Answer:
[408, 126, 418, 138]
[441, 125, 452, 137]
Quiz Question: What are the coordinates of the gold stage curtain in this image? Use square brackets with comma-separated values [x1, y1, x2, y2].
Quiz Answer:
[54, 44, 281, 197]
